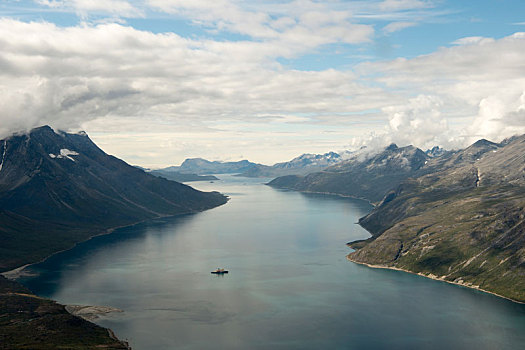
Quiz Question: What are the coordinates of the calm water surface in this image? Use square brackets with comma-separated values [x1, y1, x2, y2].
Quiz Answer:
[20, 176, 525, 349]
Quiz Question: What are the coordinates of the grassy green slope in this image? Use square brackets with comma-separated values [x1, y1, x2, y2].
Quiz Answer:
[348, 136, 525, 302]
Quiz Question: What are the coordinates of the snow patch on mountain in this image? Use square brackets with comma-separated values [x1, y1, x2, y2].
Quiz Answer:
[0, 140, 6, 172]
[49, 148, 79, 161]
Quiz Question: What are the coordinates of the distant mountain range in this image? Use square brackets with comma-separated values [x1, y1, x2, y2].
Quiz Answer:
[239, 152, 343, 177]
[135, 166, 218, 182]
[167, 158, 260, 175]
[166, 151, 345, 178]
[149, 170, 218, 182]
[0, 126, 227, 272]
[270, 136, 525, 303]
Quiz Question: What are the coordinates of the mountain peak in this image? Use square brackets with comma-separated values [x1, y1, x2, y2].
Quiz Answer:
[471, 138, 498, 148]
[385, 143, 398, 151]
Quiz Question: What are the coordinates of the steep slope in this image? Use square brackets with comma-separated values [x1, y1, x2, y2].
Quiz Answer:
[268, 144, 429, 203]
[0, 126, 227, 271]
[348, 136, 525, 302]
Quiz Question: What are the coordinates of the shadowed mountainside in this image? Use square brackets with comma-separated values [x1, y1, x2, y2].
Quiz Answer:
[0, 126, 227, 272]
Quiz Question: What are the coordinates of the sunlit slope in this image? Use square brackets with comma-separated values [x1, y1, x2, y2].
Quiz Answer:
[349, 136, 525, 302]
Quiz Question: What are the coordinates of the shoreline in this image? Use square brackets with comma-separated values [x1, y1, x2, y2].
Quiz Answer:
[1, 201, 228, 279]
[346, 255, 525, 305]
[266, 185, 377, 207]
[1, 218, 162, 279]
[267, 184, 524, 305]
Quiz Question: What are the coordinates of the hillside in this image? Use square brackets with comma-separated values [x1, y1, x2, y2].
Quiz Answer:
[268, 144, 429, 203]
[0, 126, 227, 272]
[348, 136, 525, 302]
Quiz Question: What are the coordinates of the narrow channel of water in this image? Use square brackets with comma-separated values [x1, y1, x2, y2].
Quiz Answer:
[20, 175, 525, 349]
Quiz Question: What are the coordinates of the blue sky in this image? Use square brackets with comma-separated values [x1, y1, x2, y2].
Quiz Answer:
[4, 0, 524, 63]
[0, 0, 524, 166]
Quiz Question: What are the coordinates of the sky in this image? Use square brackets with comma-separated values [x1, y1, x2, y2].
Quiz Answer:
[0, 0, 524, 167]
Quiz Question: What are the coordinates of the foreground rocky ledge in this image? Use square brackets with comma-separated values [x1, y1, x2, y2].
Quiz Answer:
[0, 276, 130, 350]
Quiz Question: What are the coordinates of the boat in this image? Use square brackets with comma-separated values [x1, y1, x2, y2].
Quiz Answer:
[211, 268, 229, 274]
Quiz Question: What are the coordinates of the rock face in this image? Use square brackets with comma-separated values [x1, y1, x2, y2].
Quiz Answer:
[0, 126, 227, 272]
[268, 144, 429, 203]
[348, 135, 525, 302]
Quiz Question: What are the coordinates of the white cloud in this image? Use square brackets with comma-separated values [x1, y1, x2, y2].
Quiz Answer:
[147, 0, 374, 51]
[1, 5, 524, 165]
[355, 32, 525, 149]
[452, 36, 489, 46]
[378, 0, 432, 11]
[0, 18, 389, 162]
[468, 91, 525, 143]
[383, 21, 417, 34]
[36, 0, 144, 18]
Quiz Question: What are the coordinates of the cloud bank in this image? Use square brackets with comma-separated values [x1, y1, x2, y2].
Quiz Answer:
[0, 1, 524, 165]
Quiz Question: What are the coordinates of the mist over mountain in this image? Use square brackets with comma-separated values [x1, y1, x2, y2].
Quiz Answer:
[0, 126, 227, 272]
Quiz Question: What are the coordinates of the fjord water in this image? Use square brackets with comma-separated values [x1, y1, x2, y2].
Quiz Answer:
[21, 176, 525, 349]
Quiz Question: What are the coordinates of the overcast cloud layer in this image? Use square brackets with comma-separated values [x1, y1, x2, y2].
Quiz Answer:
[1, 0, 524, 166]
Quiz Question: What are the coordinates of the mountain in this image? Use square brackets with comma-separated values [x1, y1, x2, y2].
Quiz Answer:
[169, 158, 260, 174]
[167, 152, 344, 178]
[425, 146, 448, 158]
[238, 152, 343, 177]
[348, 135, 525, 302]
[268, 144, 429, 203]
[0, 126, 227, 272]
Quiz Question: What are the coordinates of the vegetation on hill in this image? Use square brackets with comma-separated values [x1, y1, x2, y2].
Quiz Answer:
[348, 136, 525, 302]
